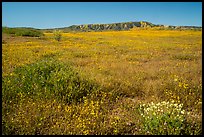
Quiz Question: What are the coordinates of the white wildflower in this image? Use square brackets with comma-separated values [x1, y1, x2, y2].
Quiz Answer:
[181, 110, 185, 115]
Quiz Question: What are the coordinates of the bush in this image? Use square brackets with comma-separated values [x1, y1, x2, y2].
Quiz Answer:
[137, 101, 202, 135]
[53, 30, 62, 42]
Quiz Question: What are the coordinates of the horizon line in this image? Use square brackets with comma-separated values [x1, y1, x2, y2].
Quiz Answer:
[2, 20, 202, 30]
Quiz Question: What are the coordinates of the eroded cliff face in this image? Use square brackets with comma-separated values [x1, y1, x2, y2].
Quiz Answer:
[68, 21, 155, 31]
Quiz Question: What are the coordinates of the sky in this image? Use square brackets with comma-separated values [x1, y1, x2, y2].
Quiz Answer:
[2, 2, 202, 29]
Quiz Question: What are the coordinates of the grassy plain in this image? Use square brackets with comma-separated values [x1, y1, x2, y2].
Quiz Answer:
[2, 29, 202, 135]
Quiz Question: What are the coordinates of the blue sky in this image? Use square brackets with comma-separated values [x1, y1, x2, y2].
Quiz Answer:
[2, 2, 202, 29]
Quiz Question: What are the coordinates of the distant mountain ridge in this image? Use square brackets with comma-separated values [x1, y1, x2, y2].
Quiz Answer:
[43, 21, 202, 32]
[3, 21, 202, 33]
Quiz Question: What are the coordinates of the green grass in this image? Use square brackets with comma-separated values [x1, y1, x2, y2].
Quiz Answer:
[2, 57, 100, 105]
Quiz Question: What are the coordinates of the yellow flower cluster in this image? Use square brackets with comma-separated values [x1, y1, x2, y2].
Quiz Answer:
[2, 29, 201, 135]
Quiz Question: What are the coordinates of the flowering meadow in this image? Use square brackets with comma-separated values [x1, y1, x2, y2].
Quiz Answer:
[2, 29, 202, 135]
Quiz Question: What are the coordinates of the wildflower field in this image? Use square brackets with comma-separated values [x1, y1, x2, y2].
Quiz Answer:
[2, 29, 202, 135]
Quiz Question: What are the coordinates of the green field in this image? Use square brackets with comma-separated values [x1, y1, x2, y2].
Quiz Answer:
[2, 29, 202, 135]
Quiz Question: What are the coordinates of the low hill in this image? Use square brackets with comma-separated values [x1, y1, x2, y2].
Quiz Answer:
[2, 27, 44, 37]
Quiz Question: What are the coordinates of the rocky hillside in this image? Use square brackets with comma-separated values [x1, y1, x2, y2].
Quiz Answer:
[42, 21, 202, 32]
[68, 21, 155, 31]
[43, 21, 158, 32]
